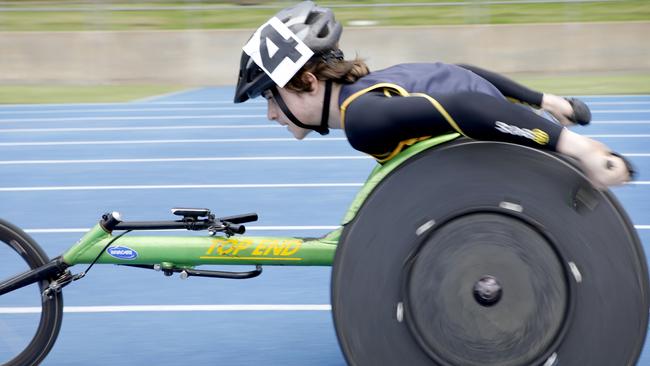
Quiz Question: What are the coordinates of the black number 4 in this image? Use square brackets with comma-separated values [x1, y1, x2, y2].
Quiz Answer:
[259, 24, 303, 73]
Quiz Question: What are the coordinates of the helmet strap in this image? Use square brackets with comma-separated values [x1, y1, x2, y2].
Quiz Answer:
[319, 80, 333, 135]
[270, 80, 332, 136]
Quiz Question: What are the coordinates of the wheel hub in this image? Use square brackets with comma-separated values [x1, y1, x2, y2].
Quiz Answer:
[473, 275, 502, 307]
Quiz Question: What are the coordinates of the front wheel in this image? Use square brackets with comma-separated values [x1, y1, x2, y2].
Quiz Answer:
[0, 219, 63, 366]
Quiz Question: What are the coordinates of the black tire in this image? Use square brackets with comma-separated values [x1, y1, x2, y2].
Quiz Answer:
[0, 219, 63, 366]
[332, 140, 649, 366]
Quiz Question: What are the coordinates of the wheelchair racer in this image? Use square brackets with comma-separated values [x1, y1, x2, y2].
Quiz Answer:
[234, 1, 633, 189]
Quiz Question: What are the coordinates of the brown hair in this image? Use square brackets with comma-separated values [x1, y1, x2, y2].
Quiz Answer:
[285, 57, 370, 93]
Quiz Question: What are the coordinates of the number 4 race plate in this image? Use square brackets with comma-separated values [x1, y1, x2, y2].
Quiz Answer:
[243, 17, 314, 88]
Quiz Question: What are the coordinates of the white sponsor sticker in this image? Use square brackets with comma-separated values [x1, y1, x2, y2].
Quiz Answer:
[494, 121, 549, 145]
[243, 17, 314, 88]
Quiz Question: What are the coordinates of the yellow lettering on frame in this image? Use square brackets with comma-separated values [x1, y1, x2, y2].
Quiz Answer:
[263, 241, 283, 256]
[207, 238, 228, 255]
[273, 243, 284, 256]
[281, 240, 302, 256]
[231, 239, 252, 256]
[204, 238, 302, 258]
[216, 243, 234, 255]
[251, 243, 266, 256]
[253, 239, 274, 256]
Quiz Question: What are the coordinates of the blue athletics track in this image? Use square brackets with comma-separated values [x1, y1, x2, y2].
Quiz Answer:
[0, 87, 649, 365]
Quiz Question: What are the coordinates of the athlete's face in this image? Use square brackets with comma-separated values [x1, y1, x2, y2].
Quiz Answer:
[263, 77, 324, 140]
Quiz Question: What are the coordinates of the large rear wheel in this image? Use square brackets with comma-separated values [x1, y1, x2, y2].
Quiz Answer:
[0, 219, 63, 366]
[332, 140, 649, 366]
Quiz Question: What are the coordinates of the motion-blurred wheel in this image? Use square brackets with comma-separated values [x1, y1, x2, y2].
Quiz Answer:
[332, 140, 648, 366]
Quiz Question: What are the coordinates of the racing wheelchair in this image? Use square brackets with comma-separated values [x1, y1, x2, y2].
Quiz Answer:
[1, 134, 648, 365]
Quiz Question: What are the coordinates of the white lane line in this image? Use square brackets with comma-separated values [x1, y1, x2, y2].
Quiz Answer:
[591, 121, 650, 124]
[0, 121, 647, 132]
[0, 107, 266, 115]
[576, 95, 650, 99]
[25, 226, 341, 234]
[0, 101, 643, 113]
[136, 101, 265, 105]
[0, 137, 346, 147]
[588, 102, 650, 106]
[7, 135, 650, 147]
[22, 225, 650, 234]
[0, 101, 265, 108]
[0, 156, 371, 165]
[8, 153, 650, 165]
[0, 96, 642, 107]
[585, 134, 650, 138]
[3, 181, 649, 192]
[0, 304, 332, 314]
[0, 183, 364, 192]
[0, 115, 265, 123]
[0, 125, 279, 133]
[591, 109, 650, 113]
[0, 95, 645, 108]
[1, 111, 639, 123]
[2, 104, 641, 114]
[26, 228, 90, 233]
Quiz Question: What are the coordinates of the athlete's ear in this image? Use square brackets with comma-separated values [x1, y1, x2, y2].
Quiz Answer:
[301, 72, 320, 95]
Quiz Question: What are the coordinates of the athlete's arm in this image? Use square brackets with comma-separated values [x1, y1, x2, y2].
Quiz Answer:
[343, 91, 563, 159]
[457, 64, 543, 107]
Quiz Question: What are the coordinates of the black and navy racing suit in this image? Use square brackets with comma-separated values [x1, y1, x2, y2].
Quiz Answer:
[338, 63, 563, 162]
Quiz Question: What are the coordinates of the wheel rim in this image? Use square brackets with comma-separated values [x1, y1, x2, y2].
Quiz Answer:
[0, 241, 46, 365]
[0, 222, 63, 366]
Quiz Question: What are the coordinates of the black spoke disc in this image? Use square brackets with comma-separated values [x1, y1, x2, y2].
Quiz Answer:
[406, 213, 568, 366]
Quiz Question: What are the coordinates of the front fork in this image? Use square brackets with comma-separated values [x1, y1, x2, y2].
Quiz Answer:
[0, 256, 72, 300]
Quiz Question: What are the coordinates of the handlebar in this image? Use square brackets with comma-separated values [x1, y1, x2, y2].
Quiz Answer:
[113, 220, 213, 231]
[100, 209, 258, 235]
